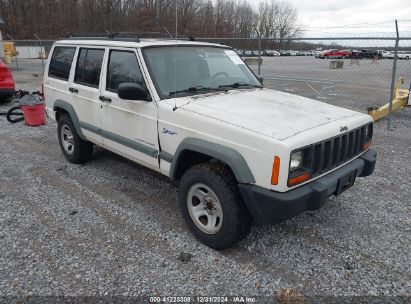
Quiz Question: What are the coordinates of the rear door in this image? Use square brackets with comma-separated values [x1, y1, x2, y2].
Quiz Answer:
[69, 47, 106, 144]
[99, 48, 160, 170]
[44, 45, 76, 120]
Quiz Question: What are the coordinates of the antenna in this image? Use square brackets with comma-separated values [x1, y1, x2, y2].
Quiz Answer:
[175, 0, 178, 38]
[173, 0, 178, 111]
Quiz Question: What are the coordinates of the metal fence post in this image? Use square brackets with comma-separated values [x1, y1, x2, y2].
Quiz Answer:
[387, 20, 399, 130]
[34, 34, 45, 74]
[258, 36, 261, 75]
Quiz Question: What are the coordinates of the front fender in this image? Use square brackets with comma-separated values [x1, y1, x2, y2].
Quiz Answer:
[169, 138, 255, 184]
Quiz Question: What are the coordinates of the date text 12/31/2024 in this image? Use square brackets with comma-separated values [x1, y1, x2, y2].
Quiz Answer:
[150, 296, 257, 303]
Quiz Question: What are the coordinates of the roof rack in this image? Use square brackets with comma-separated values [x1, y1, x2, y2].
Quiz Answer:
[65, 31, 196, 42]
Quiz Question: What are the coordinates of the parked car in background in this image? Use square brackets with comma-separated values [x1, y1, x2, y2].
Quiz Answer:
[357, 49, 381, 59]
[244, 50, 253, 57]
[318, 49, 337, 59]
[0, 59, 15, 103]
[377, 50, 394, 59]
[264, 50, 280, 56]
[235, 49, 244, 57]
[264, 50, 274, 56]
[252, 50, 263, 56]
[313, 51, 324, 58]
[397, 51, 411, 60]
[319, 49, 352, 59]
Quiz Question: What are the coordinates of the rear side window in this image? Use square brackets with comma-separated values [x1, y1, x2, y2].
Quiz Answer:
[48, 46, 76, 80]
[106, 50, 144, 92]
[75, 48, 105, 88]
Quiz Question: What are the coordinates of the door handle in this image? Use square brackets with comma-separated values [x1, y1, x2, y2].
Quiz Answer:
[69, 87, 78, 93]
[99, 96, 112, 103]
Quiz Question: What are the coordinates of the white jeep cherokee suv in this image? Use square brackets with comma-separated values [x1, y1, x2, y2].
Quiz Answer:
[43, 34, 376, 249]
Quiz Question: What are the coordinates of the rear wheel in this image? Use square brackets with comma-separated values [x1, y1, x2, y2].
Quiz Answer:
[178, 162, 252, 250]
[57, 113, 93, 164]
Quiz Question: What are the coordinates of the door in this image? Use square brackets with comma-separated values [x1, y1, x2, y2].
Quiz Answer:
[99, 48, 159, 170]
[69, 47, 106, 144]
[44, 45, 77, 120]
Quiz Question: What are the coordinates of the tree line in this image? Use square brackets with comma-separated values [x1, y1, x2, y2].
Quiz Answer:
[0, 0, 301, 39]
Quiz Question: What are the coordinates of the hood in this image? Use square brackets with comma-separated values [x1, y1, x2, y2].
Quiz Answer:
[180, 89, 362, 140]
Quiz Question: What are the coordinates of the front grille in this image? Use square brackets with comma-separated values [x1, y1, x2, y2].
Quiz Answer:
[310, 124, 370, 176]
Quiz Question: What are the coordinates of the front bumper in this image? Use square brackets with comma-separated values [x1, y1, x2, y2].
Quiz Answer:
[238, 149, 377, 224]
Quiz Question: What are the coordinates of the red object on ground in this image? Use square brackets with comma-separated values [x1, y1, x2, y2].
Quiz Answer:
[21, 103, 46, 126]
[0, 59, 16, 101]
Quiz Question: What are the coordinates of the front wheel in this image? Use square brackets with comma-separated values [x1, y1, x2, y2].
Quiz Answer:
[178, 162, 252, 250]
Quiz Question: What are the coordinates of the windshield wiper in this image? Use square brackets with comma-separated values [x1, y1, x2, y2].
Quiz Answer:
[169, 86, 228, 96]
[218, 82, 263, 89]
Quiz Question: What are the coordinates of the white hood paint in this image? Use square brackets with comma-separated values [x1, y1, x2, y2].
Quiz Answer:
[180, 89, 362, 140]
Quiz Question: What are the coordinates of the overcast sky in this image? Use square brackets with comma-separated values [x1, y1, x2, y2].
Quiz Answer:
[247, 0, 411, 37]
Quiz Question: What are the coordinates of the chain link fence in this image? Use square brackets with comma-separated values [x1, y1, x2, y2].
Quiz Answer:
[199, 36, 411, 128]
[3, 36, 411, 127]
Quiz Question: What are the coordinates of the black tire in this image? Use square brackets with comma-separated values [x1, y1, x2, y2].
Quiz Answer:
[178, 162, 252, 250]
[406, 56, 410, 60]
[57, 113, 93, 164]
[0, 95, 13, 104]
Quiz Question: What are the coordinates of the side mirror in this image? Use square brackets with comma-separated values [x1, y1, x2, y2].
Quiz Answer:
[118, 83, 151, 101]
[257, 75, 264, 85]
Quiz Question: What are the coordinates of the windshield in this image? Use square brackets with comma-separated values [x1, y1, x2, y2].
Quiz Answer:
[143, 46, 261, 99]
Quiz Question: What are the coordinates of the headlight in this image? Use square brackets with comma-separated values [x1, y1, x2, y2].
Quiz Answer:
[290, 151, 303, 171]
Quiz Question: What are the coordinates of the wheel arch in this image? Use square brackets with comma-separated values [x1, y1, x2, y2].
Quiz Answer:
[53, 99, 86, 140]
[169, 138, 255, 184]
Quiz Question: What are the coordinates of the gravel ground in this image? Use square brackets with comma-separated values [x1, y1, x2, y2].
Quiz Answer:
[0, 59, 410, 302]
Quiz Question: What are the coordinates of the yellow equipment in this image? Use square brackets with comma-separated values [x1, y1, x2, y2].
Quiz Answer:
[4, 51, 11, 63]
[368, 77, 410, 122]
[3, 41, 17, 57]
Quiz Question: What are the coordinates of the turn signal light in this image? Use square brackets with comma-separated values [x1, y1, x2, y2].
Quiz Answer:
[288, 172, 311, 187]
[271, 156, 280, 185]
[362, 140, 372, 151]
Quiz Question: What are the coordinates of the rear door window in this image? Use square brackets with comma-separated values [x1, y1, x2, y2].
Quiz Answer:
[106, 50, 144, 92]
[48, 46, 76, 81]
[74, 48, 105, 88]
